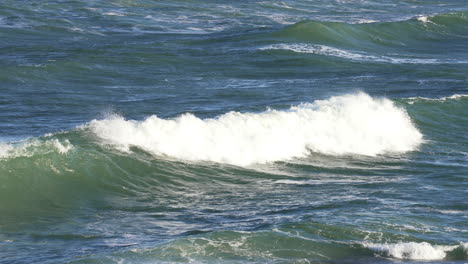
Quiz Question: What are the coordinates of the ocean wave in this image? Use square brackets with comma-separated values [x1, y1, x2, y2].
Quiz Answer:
[406, 94, 468, 103]
[270, 11, 468, 56]
[260, 43, 467, 64]
[363, 241, 467, 260]
[88, 93, 422, 166]
[416, 15, 432, 24]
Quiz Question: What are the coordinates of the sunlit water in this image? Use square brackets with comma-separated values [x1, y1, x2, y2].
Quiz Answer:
[1, 1, 467, 263]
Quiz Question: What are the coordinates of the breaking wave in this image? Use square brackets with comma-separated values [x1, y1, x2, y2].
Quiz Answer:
[363, 241, 468, 260]
[89, 93, 422, 166]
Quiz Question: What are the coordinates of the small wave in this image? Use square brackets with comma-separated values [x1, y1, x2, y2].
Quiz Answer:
[271, 12, 468, 59]
[353, 19, 379, 24]
[417, 16, 432, 23]
[89, 93, 422, 166]
[363, 241, 467, 260]
[102, 12, 126, 17]
[406, 94, 468, 103]
[260, 43, 466, 64]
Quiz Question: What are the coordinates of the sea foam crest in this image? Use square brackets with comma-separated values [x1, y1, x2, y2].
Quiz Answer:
[363, 242, 465, 260]
[0, 139, 72, 159]
[407, 94, 468, 102]
[90, 93, 422, 166]
[0, 143, 14, 158]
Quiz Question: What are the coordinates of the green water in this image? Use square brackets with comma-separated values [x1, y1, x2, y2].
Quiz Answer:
[0, 1, 467, 263]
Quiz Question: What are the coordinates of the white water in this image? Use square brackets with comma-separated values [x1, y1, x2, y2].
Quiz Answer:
[260, 43, 467, 64]
[89, 93, 422, 166]
[0, 143, 14, 158]
[364, 241, 466, 260]
[261, 43, 379, 61]
[0, 139, 72, 159]
[407, 94, 468, 103]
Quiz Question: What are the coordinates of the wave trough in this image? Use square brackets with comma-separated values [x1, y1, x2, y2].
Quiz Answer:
[89, 93, 422, 166]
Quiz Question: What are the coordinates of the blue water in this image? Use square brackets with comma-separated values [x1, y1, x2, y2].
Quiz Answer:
[0, 1, 467, 263]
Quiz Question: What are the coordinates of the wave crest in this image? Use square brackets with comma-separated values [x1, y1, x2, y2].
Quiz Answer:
[89, 93, 422, 166]
[363, 241, 467, 260]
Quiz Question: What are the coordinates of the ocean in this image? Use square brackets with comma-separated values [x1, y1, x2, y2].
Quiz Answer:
[0, 0, 467, 263]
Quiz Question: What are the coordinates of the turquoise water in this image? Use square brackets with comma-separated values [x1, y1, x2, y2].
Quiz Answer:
[1, 1, 467, 263]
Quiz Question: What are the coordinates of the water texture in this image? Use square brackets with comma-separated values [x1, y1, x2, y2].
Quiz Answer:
[0, 1, 467, 263]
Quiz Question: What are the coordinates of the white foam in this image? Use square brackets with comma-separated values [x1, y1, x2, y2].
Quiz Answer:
[0, 143, 14, 158]
[416, 15, 437, 25]
[462, 242, 468, 252]
[260, 43, 467, 64]
[51, 139, 72, 154]
[364, 242, 461, 260]
[103, 12, 125, 17]
[274, 176, 403, 185]
[407, 94, 468, 102]
[260, 44, 377, 61]
[68, 27, 84, 32]
[417, 16, 430, 23]
[89, 93, 422, 166]
[275, 179, 323, 185]
[444, 227, 468, 233]
[0, 139, 72, 159]
[275, 179, 366, 185]
[354, 19, 379, 24]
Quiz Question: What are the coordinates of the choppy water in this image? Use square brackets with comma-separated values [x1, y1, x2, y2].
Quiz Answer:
[1, 1, 467, 263]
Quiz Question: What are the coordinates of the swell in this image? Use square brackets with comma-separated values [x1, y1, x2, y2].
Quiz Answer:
[400, 94, 468, 138]
[0, 132, 264, 217]
[262, 11, 468, 63]
[272, 11, 468, 46]
[0, 133, 171, 216]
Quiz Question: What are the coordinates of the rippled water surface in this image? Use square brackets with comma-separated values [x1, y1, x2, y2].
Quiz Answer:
[0, 1, 467, 263]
